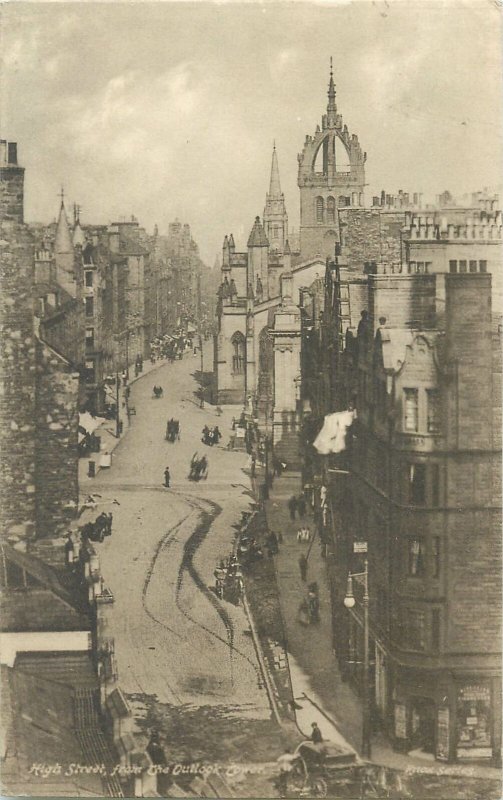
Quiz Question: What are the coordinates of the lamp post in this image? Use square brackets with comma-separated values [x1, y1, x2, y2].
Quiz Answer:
[199, 333, 204, 408]
[344, 559, 371, 759]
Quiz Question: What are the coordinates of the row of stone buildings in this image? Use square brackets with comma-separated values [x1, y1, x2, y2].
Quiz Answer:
[0, 140, 203, 795]
[31, 188, 208, 415]
[213, 68, 502, 764]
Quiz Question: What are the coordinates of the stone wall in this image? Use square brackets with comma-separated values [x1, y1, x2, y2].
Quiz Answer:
[0, 216, 37, 542]
[35, 341, 80, 538]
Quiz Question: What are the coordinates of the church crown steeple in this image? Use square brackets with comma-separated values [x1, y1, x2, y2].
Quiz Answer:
[326, 57, 338, 128]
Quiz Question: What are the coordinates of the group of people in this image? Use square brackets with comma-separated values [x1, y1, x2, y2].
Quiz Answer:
[296, 526, 311, 542]
[165, 418, 180, 442]
[80, 511, 113, 543]
[188, 452, 208, 481]
[298, 581, 320, 625]
[213, 554, 243, 604]
[201, 425, 221, 447]
[287, 493, 309, 521]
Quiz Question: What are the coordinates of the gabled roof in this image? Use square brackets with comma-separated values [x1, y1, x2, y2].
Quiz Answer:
[247, 216, 269, 248]
[0, 543, 90, 633]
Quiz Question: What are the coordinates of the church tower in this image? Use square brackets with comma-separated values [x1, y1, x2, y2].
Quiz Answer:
[263, 143, 288, 254]
[298, 61, 366, 260]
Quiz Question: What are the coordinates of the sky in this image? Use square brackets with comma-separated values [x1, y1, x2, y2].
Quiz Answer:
[2, 1, 502, 265]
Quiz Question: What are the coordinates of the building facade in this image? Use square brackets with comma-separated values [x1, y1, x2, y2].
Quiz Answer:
[305, 198, 502, 764]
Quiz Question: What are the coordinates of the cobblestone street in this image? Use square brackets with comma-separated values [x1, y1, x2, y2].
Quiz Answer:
[86, 349, 286, 775]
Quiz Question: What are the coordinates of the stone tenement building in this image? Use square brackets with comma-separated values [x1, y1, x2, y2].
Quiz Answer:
[0, 140, 80, 545]
[155, 220, 207, 331]
[301, 191, 502, 763]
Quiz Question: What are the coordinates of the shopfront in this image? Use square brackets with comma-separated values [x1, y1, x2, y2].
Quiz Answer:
[456, 681, 492, 760]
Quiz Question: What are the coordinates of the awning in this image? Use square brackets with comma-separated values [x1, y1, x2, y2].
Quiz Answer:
[313, 409, 356, 454]
[79, 412, 107, 436]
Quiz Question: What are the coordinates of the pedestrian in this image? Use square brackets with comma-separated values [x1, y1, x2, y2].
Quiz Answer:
[311, 722, 323, 744]
[250, 454, 256, 479]
[297, 495, 306, 518]
[164, 466, 171, 488]
[299, 553, 308, 581]
[297, 527, 303, 542]
[288, 495, 298, 521]
[276, 749, 297, 798]
[297, 598, 310, 626]
[106, 512, 113, 536]
[278, 531, 283, 544]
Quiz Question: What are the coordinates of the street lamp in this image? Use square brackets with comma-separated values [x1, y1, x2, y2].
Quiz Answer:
[344, 559, 371, 759]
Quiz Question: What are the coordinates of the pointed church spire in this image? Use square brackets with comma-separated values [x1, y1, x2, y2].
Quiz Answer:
[327, 56, 336, 113]
[55, 192, 73, 254]
[268, 142, 282, 198]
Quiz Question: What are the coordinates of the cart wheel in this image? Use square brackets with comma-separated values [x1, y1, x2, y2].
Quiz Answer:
[312, 777, 328, 798]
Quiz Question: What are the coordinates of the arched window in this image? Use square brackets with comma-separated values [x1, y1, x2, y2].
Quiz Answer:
[231, 332, 246, 374]
[315, 196, 324, 223]
[327, 196, 336, 224]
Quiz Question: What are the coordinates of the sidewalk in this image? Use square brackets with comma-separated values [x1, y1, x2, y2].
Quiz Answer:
[262, 469, 501, 783]
[78, 355, 173, 487]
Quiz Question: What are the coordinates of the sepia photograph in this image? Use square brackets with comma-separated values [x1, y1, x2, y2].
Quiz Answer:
[0, 0, 502, 797]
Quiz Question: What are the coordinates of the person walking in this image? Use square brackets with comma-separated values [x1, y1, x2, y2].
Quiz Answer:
[164, 466, 171, 488]
[288, 495, 298, 521]
[298, 553, 308, 581]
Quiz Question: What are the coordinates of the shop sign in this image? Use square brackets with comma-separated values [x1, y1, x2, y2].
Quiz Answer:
[394, 703, 407, 739]
[436, 707, 450, 761]
[353, 541, 368, 553]
[456, 682, 491, 756]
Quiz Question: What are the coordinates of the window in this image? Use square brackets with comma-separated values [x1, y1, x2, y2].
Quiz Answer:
[85, 270, 94, 287]
[403, 388, 419, 432]
[231, 332, 245, 374]
[316, 196, 324, 223]
[469, 260, 477, 273]
[85, 296, 94, 317]
[431, 610, 440, 652]
[479, 260, 487, 272]
[426, 389, 440, 433]
[403, 608, 426, 651]
[459, 260, 467, 273]
[327, 196, 336, 224]
[449, 260, 457, 273]
[85, 359, 95, 384]
[407, 463, 426, 505]
[408, 261, 416, 274]
[424, 262, 432, 273]
[408, 536, 426, 576]
[85, 328, 94, 350]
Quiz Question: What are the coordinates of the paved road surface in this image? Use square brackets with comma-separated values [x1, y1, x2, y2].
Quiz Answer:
[86, 350, 283, 767]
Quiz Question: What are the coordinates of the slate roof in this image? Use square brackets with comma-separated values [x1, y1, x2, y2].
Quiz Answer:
[0, 664, 103, 797]
[0, 544, 90, 633]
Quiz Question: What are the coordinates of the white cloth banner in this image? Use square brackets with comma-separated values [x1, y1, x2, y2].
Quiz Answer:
[313, 409, 357, 455]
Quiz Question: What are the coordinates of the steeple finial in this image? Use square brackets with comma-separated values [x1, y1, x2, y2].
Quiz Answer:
[58, 186, 65, 208]
[268, 142, 282, 197]
[327, 57, 336, 112]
